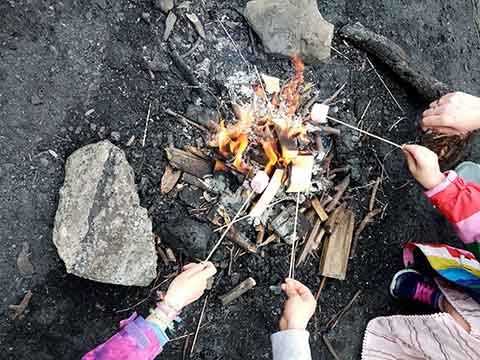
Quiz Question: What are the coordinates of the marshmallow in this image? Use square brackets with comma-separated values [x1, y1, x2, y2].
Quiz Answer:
[311, 103, 329, 124]
[250, 171, 270, 193]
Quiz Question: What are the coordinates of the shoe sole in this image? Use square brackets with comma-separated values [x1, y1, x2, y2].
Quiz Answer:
[389, 268, 421, 299]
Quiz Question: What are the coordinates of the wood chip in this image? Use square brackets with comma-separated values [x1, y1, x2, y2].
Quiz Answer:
[161, 164, 182, 194]
[9, 290, 32, 320]
[311, 197, 329, 222]
[186, 13, 206, 39]
[219, 277, 256, 305]
[165, 147, 212, 178]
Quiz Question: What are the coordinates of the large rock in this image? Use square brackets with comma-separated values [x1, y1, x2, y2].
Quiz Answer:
[53, 141, 157, 286]
[244, 0, 334, 64]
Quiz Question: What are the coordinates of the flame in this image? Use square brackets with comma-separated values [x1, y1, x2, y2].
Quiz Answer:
[210, 55, 306, 175]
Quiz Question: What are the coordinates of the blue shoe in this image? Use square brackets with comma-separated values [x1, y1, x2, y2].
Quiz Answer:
[390, 269, 443, 310]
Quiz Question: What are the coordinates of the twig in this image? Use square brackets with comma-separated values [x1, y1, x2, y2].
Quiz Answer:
[388, 116, 407, 132]
[218, 19, 250, 69]
[321, 82, 347, 105]
[315, 276, 327, 301]
[357, 99, 372, 129]
[181, 38, 201, 58]
[350, 208, 382, 257]
[165, 108, 208, 132]
[205, 192, 255, 262]
[327, 116, 402, 149]
[142, 103, 152, 147]
[325, 290, 362, 332]
[288, 192, 301, 279]
[369, 177, 382, 212]
[170, 323, 210, 342]
[322, 336, 341, 360]
[366, 56, 403, 113]
[190, 295, 209, 355]
[330, 46, 350, 61]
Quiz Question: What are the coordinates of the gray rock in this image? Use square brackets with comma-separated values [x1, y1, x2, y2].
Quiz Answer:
[244, 0, 334, 64]
[53, 140, 157, 286]
[153, 0, 175, 13]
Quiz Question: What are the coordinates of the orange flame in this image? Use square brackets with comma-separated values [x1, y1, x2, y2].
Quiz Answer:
[210, 55, 306, 175]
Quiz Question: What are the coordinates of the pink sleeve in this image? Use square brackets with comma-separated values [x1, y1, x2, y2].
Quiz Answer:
[82, 313, 164, 360]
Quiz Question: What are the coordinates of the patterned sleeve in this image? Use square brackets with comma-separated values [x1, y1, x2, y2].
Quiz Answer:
[82, 313, 166, 360]
[426, 171, 480, 259]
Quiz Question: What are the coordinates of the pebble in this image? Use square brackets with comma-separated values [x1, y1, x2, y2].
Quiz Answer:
[110, 131, 121, 142]
[90, 123, 97, 131]
[31, 94, 43, 105]
[153, 0, 175, 13]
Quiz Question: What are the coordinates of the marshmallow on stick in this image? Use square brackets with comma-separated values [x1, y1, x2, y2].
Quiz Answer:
[311, 104, 329, 124]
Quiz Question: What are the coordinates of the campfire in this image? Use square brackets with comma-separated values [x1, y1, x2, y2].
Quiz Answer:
[162, 55, 381, 286]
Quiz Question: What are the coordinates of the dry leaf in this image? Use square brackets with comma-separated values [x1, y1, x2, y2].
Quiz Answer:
[161, 165, 182, 194]
[17, 242, 34, 276]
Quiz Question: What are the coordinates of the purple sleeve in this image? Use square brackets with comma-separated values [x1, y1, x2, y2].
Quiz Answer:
[82, 313, 164, 360]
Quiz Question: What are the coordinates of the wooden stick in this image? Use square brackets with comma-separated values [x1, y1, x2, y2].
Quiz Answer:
[296, 218, 321, 267]
[165, 108, 208, 133]
[288, 192, 301, 279]
[311, 197, 329, 221]
[219, 277, 256, 305]
[327, 116, 402, 149]
[315, 276, 328, 301]
[321, 82, 347, 105]
[190, 295, 208, 355]
[205, 192, 255, 262]
[250, 169, 284, 218]
[326, 175, 351, 213]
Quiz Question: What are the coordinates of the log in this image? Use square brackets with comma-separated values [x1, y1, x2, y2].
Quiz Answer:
[341, 22, 452, 103]
[165, 147, 213, 178]
[250, 169, 284, 218]
[326, 175, 351, 213]
[320, 209, 356, 280]
[227, 225, 257, 254]
[219, 277, 256, 305]
[311, 197, 329, 222]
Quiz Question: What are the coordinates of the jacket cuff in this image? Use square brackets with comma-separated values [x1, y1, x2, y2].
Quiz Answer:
[271, 330, 311, 360]
[425, 171, 457, 198]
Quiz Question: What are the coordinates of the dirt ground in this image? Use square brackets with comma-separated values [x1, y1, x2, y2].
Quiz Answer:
[1, 0, 480, 359]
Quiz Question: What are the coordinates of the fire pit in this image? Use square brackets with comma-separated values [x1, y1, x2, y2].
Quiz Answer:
[161, 56, 379, 283]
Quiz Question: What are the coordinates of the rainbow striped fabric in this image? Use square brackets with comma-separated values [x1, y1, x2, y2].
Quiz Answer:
[403, 170, 480, 299]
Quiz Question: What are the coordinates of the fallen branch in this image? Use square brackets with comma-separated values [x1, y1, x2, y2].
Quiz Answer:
[368, 177, 382, 212]
[9, 290, 33, 320]
[325, 290, 362, 332]
[341, 22, 452, 102]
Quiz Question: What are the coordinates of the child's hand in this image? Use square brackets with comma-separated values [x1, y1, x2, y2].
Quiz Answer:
[279, 279, 316, 331]
[402, 144, 445, 190]
[163, 262, 217, 311]
[421, 92, 480, 135]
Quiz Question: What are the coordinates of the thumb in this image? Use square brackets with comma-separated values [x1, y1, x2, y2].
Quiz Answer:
[283, 281, 299, 298]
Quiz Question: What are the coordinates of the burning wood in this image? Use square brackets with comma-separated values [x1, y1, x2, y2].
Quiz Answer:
[165, 147, 212, 178]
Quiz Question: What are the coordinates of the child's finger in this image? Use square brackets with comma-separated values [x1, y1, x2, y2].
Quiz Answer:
[199, 262, 217, 279]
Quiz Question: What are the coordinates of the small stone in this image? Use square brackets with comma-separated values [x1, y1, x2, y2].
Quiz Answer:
[110, 131, 121, 142]
[163, 12, 177, 41]
[90, 123, 97, 131]
[153, 0, 175, 13]
[53, 141, 157, 286]
[141, 12, 151, 23]
[17, 242, 34, 276]
[31, 93, 43, 105]
[39, 157, 49, 167]
[85, 109, 95, 117]
[244, 0, 334, 63]
[95, 0, 108, 9]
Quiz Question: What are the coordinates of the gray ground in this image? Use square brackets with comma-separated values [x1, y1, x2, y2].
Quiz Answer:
[1, 0, 480, 359]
